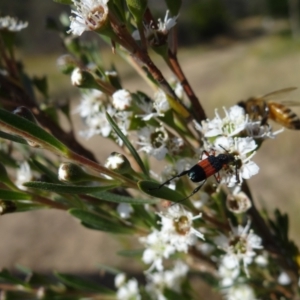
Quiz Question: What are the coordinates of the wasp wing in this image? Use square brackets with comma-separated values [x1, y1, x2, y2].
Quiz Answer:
[262, 87, 297, 100]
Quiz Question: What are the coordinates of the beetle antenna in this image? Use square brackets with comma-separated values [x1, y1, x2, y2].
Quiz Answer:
[149, 169, 190, 190]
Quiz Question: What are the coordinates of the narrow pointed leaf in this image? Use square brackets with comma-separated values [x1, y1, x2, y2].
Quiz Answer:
[69, 208, 134, 234]
[0, 108, 69, 154]
[0, 130, 27, 144]
[31, 159, 60, 183]
[0, 189, 31, 200]
[24, 181, 117, 194]
[106, 112, 149, 176]
[117, 249, 143, 257]
[0, 269, 27, 286]
[97, 264, 121, 275]
[89, 191, 158, 205]
[55, 273, 113, 293]
[138, 180, 184, 202]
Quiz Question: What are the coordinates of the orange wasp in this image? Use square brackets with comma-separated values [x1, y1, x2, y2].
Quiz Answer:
[238, 87, 300, 129]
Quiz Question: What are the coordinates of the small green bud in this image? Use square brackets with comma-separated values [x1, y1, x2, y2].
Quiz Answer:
[164, 0, 182, 16]
[104, 152, 132, 174]
[58, 163, 95, 183]
[126, 0, 148, 24]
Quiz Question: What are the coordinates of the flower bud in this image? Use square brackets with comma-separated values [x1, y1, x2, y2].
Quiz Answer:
[112, 89, 132, 110]
[104, 152, 131, 174]
[71, 68, 99, 89]
[226, 190, 251, 214]
[58, 162, 94, 183]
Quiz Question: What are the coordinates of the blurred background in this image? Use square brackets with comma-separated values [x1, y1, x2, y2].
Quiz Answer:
[1, 0, 300, 292]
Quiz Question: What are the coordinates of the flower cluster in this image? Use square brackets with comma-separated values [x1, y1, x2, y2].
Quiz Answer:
[140, 205, 204, 273]
[0, 15, 28, 32]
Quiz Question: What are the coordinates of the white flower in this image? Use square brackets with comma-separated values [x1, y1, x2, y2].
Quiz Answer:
[105, 152, 126, 170]
[214, 136, 259, 186]
[246, 121, 284, 139]
[116, 277, 141, 300]
[79, 105, 114, 139]
[112, 89, 132, 110]
[71, 67, 83, 86]
[145, 261, 189, 300]
[135, 90, 170, 121]
[158, 204, 204, 252]
[117, 203, 133, 219]
[278, 271, 291, 285]
[139, 229, 176, 272]
[115, 273, 126, 288]
[15, 161, 32, 190]
[156, 10, 178, 35]
[68, 0, 109, 36]
[132, 10, 178, 41]
[74, 89, 107, 119]
[215, 220, 263, 277]
[254, 252, 268, 267]
[198, 105, 248, 138]
[153, 90, 170, 116]
[218, 258, 240, 287]
[0, 16, 28, 32]
[222, 284, 257, 300]
[137, 126, 169, 160]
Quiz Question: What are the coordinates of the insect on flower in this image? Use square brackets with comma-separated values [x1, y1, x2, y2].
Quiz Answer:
[153, 147, 240, 200]
[237, 87, 300, 130]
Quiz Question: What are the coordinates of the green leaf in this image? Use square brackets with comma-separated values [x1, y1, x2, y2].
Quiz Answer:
[97, 264, 121, 275]
[69, 208, 134, 234]
[23, 181, 117, 194]
[0, 269, 27, 286]
[30, 159, 60, 183]
[0, 108, 69, 154]
[0, 130, 27, 144]
[90, 191, 159, 205]
[55, 272, 112, 293]
[117, 249, 143, 257]
[138, 180, 184, 202]
[106, 112, 149, 177]
[0, 189, 31, 201]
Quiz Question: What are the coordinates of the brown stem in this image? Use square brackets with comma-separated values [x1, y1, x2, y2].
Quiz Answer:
[68, 150, 137, 189]
[167, 49, 206, 122]
[108, 13, 193, 121]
